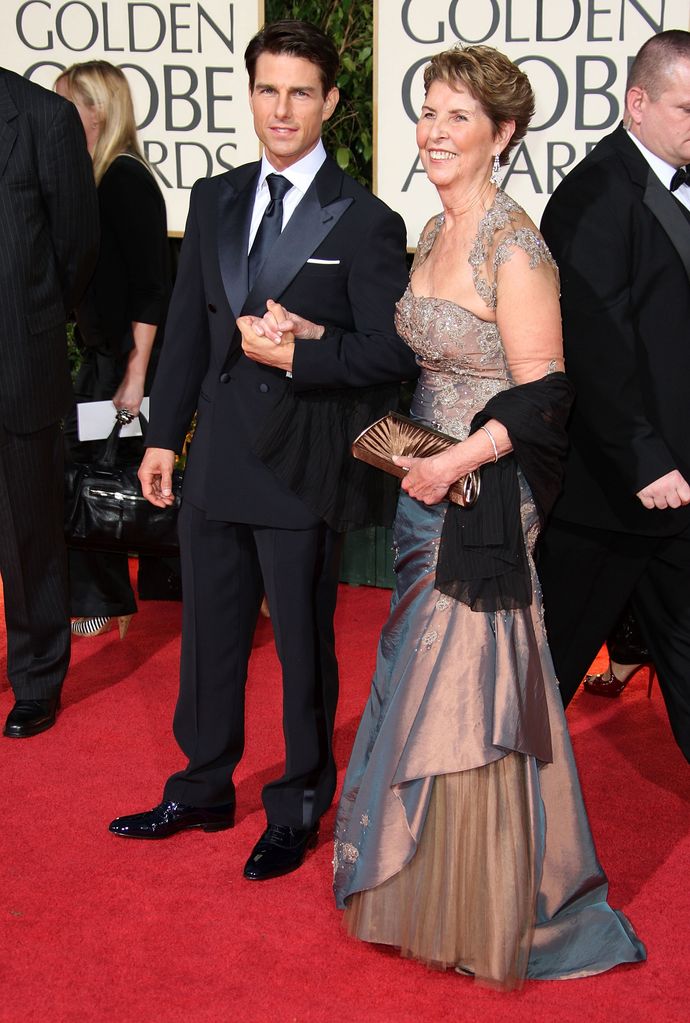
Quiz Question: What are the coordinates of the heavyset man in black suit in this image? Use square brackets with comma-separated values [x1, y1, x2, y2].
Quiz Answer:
[538, 30, 690, 763]
[109, 21, 417, 876]
[0, 68, 98, 739]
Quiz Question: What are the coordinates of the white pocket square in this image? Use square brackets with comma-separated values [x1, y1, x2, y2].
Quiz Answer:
[306, 258, 340, 265]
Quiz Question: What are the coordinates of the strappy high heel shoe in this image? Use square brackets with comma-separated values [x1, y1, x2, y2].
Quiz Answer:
[71, 615, 133, 640]
[584, 659, 656, 698]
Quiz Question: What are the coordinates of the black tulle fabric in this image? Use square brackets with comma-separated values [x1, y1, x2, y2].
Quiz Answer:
[252, 382, 403, 532]
[435, 372, 574, 611]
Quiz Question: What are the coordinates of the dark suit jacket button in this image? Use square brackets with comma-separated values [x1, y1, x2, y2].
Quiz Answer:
[208, 303, 217, 313]
[259, 383, 269, 393]
[219, 372, 230, 383]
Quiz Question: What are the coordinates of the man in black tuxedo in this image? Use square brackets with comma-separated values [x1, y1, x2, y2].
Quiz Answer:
[109, 20, 417, 875]
[538, 30, 690, 762]
[0, 68, 98, 738]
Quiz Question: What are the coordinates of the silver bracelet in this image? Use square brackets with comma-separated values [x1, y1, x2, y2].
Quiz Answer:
[480, 425, 498, 463]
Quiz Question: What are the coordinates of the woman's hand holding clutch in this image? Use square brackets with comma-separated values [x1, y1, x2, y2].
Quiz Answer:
[393, 448, 476, 506]
[352, 413, 483, 507]
[392, 418, 510, 505]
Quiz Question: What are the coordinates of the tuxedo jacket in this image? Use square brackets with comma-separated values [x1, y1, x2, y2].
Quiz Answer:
[147, 156, 418, 529]
[541, 124, 690, 537]
[0, 68, 98, 433]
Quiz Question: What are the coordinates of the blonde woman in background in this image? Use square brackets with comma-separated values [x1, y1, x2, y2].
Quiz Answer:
[57, 61, 172, 638]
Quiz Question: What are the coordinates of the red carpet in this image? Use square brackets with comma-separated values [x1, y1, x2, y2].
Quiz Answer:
[1, 579, 689, 1022]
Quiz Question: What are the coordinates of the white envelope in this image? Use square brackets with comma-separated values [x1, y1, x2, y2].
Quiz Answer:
[76, 398, 150, 441]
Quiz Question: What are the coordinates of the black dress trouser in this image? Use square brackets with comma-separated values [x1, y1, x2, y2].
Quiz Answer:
[0, 422, 70, 699]
[538, 518, 690, 763]
[164, 500, 343, 829]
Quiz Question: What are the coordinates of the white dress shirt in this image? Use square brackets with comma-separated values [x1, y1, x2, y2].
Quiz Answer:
[626, 128, 690, 212]
[248, 140, 328, 252]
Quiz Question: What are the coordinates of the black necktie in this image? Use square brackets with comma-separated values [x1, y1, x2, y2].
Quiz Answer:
[248, 173, 292, 288]
[670, 165, 690, 192]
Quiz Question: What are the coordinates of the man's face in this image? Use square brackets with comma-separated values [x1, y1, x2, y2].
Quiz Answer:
[628, 58, 690, 167]
[249, 52, 339, 170]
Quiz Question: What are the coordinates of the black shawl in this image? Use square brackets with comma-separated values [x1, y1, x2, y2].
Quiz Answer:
[435, 372, 574, 611]
[253, 382, 403, 532]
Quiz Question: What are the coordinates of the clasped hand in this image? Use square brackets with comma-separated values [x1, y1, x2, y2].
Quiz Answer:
[636, 469, 690, 510]
[237, 299, 324, 371]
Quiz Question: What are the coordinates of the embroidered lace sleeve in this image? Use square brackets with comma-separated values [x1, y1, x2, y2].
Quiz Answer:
[493, 227, 559, 277]
[470, 191, 559, 310]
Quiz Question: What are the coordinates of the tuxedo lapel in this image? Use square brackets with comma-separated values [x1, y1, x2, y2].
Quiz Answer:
[217, 163, 259, 320]
[242, 159, 353, 314]
[0, 75, 18, 179]
[611, 126, 690, 285]
[643, 171, 690, 285]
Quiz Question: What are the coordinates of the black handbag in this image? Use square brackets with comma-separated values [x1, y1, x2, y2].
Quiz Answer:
[64, 413, 182, 556]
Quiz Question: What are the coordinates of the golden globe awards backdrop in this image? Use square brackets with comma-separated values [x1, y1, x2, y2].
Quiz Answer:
[2, 1, 264, 233]
[375, 0, 690, 245]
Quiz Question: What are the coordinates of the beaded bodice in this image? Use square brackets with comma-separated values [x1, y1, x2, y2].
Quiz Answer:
[395, 190, 558, 441]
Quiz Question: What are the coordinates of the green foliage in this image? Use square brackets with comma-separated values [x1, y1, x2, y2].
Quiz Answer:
[264, 1, 374, 186]
[66, 321, 82, 378]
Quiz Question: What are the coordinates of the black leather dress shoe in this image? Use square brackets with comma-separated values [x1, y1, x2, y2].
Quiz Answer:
[109, 800, 235, 839]
[243, 823, 319, 880]
[4, 695, 60, 738]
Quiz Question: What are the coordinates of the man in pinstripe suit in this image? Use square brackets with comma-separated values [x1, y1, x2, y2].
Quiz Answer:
[0, 67, 98, 738]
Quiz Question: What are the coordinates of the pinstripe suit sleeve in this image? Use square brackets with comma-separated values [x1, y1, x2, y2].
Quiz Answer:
[38, 98, 99, 313]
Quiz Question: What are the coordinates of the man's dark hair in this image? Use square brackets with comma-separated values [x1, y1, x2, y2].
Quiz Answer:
[627, 29, 690, 99]
[244, 19, 339, 96]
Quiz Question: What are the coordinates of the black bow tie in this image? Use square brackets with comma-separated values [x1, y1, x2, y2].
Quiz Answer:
[670, 165, 690, 192]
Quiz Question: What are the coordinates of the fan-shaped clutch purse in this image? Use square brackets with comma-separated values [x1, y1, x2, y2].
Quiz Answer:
[351, 412, 480, 507]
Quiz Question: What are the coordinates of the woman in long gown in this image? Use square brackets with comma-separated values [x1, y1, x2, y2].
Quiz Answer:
[333, 45, 646, 989]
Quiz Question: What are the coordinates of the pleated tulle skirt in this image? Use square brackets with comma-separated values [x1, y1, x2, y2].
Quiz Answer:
[344, 754, 537, 986]
[334, 489, 646, 988]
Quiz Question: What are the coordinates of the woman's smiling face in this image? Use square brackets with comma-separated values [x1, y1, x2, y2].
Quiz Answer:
[416, 79, 508, 191]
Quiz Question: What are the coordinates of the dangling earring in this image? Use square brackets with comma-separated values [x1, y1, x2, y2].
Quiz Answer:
[490, 153, 501, 185]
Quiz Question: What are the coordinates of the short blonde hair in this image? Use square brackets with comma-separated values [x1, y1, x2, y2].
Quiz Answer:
[423, 45, 535, 165]
[56, 61, 145, 184]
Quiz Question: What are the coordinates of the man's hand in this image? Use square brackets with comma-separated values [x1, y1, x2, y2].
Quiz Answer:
[138, 447, 176, 507]
[253, 299, 325, 343]
[238, 298, 326, 371]
[636, 469, 690, 510]
[237, 313, 295, 372]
